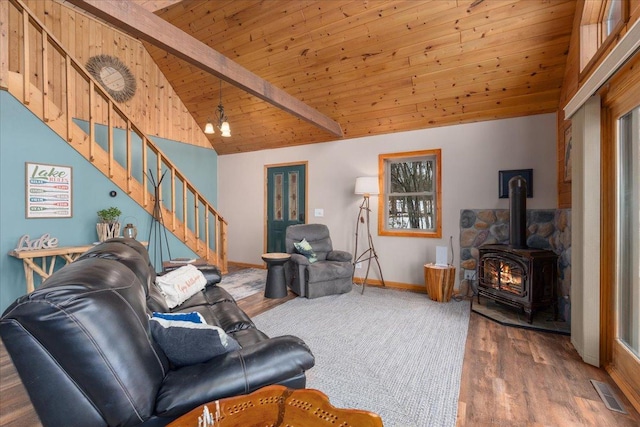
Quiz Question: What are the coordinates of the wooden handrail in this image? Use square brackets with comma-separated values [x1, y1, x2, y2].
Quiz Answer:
[3, 0, 227, 271]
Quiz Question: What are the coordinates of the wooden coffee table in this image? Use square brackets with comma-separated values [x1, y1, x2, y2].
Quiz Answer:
[167, 385, 383, 427]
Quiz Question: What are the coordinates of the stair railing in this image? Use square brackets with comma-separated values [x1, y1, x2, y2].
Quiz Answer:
[1, 0, 227, 271]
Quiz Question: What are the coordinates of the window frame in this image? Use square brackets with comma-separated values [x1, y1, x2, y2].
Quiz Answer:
[378, 149, 442, 238]
[579, 0, 628, 79]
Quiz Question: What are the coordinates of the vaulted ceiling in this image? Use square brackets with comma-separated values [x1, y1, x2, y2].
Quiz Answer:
[138, 0, 576, 155]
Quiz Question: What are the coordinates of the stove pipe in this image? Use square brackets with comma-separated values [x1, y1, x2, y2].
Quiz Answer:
[509, 175, 527, 249]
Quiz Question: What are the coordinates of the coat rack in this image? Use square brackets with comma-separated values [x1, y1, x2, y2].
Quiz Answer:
[146, 169, 172, 270]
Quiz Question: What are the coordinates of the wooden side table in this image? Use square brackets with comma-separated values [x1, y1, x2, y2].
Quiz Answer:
[167, 385, 383, 427]
[424, 263, 456, 302]
[261, 253, 291, 298]
[8, 245, 95, 293]
[8, 240, 149, 294]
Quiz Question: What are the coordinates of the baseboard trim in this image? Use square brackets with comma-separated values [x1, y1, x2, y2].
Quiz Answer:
[607, 363, 640, 415]
[228, 261, 265, 270]
[353, 276, 427, 294]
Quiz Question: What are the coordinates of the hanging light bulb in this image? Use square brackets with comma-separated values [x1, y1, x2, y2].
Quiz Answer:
[204, 119, 215, 134]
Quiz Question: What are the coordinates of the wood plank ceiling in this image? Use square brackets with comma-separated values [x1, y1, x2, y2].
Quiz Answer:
[140, 0, 576, 155]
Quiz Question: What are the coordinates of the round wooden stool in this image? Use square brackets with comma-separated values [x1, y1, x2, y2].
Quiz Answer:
[261, 253, 291, 298]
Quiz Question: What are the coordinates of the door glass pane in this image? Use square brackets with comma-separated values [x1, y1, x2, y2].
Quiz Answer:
[274, 173, 283, 221]
[618, 107, 640, 357]
[288, 171, 298, 221]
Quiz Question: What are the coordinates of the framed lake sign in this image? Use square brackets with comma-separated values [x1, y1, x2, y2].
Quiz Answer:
[25, 162, 72, 218]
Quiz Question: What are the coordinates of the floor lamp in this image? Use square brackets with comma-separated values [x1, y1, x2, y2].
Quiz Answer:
[353, 176, 385, 294]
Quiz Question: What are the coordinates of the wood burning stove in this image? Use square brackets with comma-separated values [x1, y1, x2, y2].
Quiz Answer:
[477, 175, 558, 323]
[478, 245, 557, 323]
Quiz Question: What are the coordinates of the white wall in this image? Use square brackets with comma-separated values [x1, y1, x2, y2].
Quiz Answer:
[219, 113, 557, 288]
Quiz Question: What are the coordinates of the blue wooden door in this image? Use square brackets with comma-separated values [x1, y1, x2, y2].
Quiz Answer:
[267, 164, 306, 253]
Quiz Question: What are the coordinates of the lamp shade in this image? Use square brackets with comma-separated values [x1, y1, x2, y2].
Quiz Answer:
[355, 176, 379, 195]
[219, 120, 231, 137]
[204, 121, 215, 134]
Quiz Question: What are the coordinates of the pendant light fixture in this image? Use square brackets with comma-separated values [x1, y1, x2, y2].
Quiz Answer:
[202, 80, 231, 137]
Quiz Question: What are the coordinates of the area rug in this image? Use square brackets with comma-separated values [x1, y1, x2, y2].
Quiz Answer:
[218, 268, 266, 300]
[253, 286, 471, 427]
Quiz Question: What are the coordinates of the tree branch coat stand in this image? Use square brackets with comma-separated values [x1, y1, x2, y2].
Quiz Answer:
[352, 177, 385, 294]
[146, 169, 172, 270]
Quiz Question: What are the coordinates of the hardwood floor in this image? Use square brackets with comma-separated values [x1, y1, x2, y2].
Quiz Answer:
[457, 312, 639, 427]
[1, 278, 638, 426]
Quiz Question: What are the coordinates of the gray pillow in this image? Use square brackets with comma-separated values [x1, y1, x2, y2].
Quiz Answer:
[150, 317, 240, 367]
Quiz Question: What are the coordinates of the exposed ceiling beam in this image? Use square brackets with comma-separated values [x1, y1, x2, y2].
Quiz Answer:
[65, 0, 344, 138]
[131, 0, 184, 13]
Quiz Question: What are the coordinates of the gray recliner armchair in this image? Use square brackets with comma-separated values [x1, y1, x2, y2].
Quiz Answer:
[284, 224, 353, 298]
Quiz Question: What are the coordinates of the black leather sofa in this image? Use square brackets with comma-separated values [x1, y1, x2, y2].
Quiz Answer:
[0, 238, 315, 427]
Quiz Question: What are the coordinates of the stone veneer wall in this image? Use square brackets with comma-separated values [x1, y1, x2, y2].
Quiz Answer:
[459, 209, 572, 322]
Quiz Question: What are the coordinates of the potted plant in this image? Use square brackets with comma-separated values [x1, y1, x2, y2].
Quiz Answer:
[96, 206, 122, 242]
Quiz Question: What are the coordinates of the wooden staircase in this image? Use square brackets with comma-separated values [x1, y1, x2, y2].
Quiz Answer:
[0, 0, 227, 271]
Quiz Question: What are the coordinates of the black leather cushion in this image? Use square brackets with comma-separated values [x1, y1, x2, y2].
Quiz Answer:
[196, 265, 222, 285]
[171, 285, 254, 333]
[155, 336, 315, 417]
[78, 240, 155, 292]
[229, 328, 270, 347]
[0, 241, 315, 427]
[1, 258, 167, 426]
[173, 300, 255, 333]
[78, 239, 170, 313]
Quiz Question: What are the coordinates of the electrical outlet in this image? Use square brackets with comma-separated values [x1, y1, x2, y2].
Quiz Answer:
[355, 262, 363, 269]
[464, 270, 475, 280]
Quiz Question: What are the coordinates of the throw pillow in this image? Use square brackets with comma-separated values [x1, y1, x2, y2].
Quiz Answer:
[293, 238, 318, 263]
[155, 264, 207, 308]
[150, 316, 241, 367]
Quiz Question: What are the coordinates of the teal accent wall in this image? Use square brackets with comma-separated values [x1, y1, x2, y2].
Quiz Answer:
[0, 91, 218, 312]
[72, 120, 218, 245]
[71, 122, 218, 205]
[151, 135, 217, 206]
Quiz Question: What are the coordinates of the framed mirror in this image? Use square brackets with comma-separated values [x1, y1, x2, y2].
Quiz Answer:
[86, 55, 137, 102]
